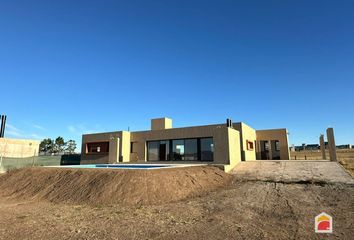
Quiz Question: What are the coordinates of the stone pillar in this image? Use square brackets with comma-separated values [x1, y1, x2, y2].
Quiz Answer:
[319, 134, 326, 160]
[326, 128, 337, 162]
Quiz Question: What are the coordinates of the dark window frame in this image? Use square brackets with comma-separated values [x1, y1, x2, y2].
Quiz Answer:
[86, 141, 109, 155]
[246, 140, 254, 151]
[130, 142, 135, 153]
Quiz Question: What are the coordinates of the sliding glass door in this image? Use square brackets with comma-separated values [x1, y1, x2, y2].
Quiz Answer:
[200, 138, 214, 161]
[184, 139, 198, 160]
[147, 141, 170, 161]
[147, 141, 159, 161]
[147, 138, 213, 161]
[172, 140, 184, 160]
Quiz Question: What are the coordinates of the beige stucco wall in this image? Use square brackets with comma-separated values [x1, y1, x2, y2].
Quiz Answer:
[213, 127, 241, 172]
[213, 127, 239, 165]
[233, 122, 256, 161]
[0, 138, 39, 158]
[224, 128, 242, 172]
[256, 129, 290, 160]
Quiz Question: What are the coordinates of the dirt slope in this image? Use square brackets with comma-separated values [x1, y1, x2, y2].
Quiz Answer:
[0, 180, 353, 240]
[0, 166, 231, 205]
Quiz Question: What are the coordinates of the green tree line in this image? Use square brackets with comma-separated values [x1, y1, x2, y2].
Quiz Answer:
[39, 137, 77, 155]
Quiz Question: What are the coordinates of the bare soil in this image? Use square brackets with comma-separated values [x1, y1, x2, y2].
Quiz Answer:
[0, 166, 231, 205]
[0, 167, 353, 240]
[291, 149, 354, 176]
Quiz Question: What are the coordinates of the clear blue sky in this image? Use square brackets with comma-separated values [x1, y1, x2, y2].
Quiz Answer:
[1, 0, 353, 149]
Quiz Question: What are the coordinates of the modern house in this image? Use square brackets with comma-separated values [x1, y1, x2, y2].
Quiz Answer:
[81, 118, 290, 171]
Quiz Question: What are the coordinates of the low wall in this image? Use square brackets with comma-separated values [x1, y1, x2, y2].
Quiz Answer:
[0, 138, 40, 158]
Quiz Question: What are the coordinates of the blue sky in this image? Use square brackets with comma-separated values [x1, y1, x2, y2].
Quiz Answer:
[1, 0, 353, 149]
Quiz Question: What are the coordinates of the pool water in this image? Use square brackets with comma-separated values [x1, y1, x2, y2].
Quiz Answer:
[95, 164, 171, 169]
[47, 164, 195, 170]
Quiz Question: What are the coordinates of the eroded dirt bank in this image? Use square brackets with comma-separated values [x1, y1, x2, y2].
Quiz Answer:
[0, 175, 353, 240]
[0, 166, 231, 205]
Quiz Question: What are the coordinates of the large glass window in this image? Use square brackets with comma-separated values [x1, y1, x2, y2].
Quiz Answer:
[147, 137, 214, 161]
[184, 139, 198, 160]
[275, 140, 280, 151]
[147, 141, 170, 161]
[200, 138, 214, 161]
[147, 141, 159, 161]
[172, 140, 184, 160]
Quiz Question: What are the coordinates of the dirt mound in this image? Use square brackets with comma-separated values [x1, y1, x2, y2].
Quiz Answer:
[0, 166, 231, 205]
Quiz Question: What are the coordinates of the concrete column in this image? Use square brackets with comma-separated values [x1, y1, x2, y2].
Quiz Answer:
[283, 130, 291, 160]
[121, 131, 131, 162]
[213, 127, 241, 165]
[319, 134, 326, 160]
[326, 128, 337, 162]
[109, 137, 120, 163]
[268, 140, 272, 160]
[213, 127, 241, 172]
[255, 141, 260, 160]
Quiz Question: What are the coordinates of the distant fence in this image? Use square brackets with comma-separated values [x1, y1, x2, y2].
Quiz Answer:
[0, 154, 81, 171]
[60, 154, 81, 165]
[291, 149, 354, 161]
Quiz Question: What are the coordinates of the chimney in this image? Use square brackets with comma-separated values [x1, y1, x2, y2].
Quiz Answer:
[0, 115, 3, 138]
[3, 115, 6, 137]
[0, 115, 6, 138]
[226, 118, 233, 128]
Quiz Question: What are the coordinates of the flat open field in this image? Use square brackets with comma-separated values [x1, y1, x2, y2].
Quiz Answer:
[291, 149, 354, 176]
[0, 166, 353, 240]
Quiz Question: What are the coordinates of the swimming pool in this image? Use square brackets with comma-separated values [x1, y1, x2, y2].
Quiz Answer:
[47, 163, 204, 170]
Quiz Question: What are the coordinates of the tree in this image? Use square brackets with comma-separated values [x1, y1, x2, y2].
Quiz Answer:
[65, 140, 77, 154]
[55, 136, 65, 155]
[39, 138, 54, 154]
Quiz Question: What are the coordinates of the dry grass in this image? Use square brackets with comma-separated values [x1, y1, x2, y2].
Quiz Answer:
[291, 149, 354, 177]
